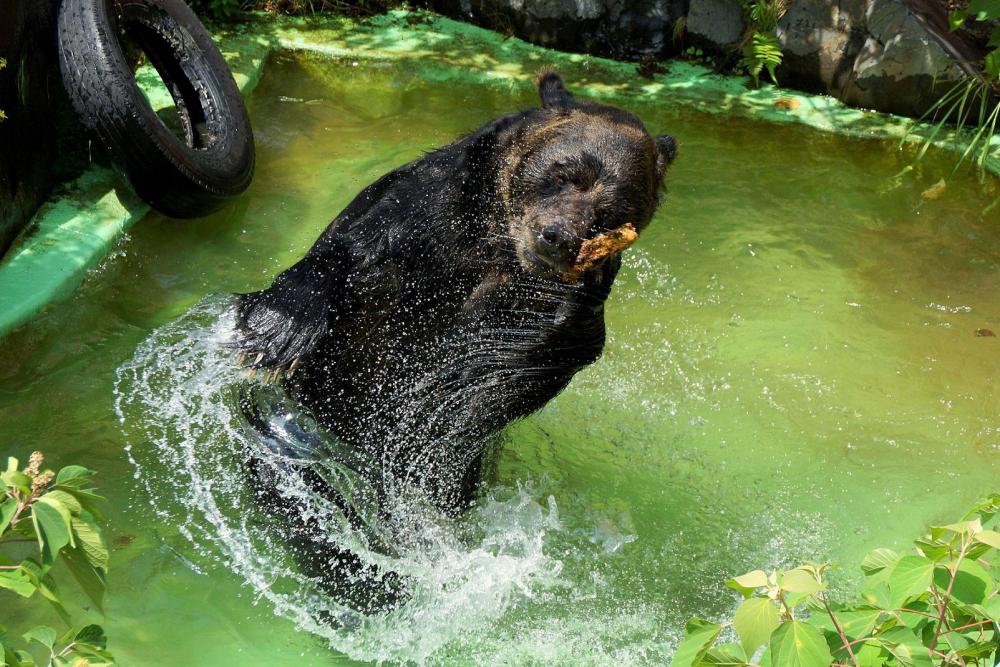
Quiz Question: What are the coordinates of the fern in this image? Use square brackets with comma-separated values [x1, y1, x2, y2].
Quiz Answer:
[740, 31, 783, 87]
[738, 0, 786, 86]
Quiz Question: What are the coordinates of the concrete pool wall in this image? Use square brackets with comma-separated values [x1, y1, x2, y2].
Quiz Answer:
[0, 9, 997, 339]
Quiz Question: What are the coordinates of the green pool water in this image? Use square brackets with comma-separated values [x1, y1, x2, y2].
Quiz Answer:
[2, 51, 1000, 666]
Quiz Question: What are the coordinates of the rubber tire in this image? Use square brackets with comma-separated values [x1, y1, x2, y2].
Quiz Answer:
[57, 0, 255, 218]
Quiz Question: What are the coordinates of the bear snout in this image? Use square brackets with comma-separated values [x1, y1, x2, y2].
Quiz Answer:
[535, 224, 578, 266]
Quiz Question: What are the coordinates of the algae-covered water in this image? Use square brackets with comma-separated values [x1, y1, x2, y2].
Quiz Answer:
[2, 51, 1000, 665]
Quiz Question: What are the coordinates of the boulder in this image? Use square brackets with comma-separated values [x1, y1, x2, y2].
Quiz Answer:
[776, 0, 965, 117]
[686, 0, 746, 49]
[430, 0, 974, 119]
[428, 0, 689, 60]
[841, 0, 964, 116]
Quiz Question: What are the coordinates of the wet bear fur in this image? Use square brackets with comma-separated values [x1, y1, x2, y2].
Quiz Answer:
[236, 70, 677, 514]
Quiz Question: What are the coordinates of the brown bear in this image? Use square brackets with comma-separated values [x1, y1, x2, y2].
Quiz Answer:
[236, 69, 677, 514]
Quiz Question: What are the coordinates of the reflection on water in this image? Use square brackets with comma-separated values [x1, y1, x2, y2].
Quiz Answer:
[0, 51, 998, 665]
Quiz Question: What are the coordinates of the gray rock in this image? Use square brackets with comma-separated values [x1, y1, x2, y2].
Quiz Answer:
[686, 0, 746, 49]
[775, 0, 866, 93]
[776, 0, 964, 116]
[840, 0, 963, 116]
[429, 0, 689, 60]
[431, 0, 973, 119]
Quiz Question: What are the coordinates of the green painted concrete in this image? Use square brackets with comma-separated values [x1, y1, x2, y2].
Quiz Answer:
[1, 10, 997, 339]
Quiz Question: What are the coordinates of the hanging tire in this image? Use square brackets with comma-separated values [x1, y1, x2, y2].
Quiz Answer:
[57, 0, 255, 219]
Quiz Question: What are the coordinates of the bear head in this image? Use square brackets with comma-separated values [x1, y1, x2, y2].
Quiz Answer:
[498, 69, 677, 280]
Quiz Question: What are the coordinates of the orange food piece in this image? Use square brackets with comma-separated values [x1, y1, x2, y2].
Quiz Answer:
[563, 223, 639, 283]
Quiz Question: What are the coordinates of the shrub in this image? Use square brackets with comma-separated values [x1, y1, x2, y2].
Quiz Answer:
[1, 452, 115, 666]
[671, 494, 1000, 667]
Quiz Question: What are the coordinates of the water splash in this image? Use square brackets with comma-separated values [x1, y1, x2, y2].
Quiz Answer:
[113, 295, 566, 664]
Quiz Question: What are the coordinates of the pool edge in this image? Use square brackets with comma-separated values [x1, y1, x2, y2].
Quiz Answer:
[0, 9, 997, 340]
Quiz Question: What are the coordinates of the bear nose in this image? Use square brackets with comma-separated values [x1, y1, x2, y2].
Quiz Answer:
[536, 225, 576, 264]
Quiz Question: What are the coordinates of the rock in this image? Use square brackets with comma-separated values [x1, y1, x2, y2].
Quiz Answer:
[775, 0, 867, 95]
[776, 0, 965, 117]
[429, 0, 971, 119]
[841, 0, 964, 116]
[428, 0, 689, 60]
[686, 0, 746, 49]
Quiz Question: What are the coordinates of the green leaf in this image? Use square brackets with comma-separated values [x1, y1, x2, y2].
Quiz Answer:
[733, 597, 780, 657]
[948, 9, 967, 31]
[0, 498, 16, 536]
[975, 529, 1000, 550]
[860, 578, 892, 609]
[957, 640, 999, 659]
[810, 606, 883, 640]
[895, 599, 935, 632]
[984, 593, 1000, 620]
[913, 537, 950, 562]
[931, 519, 979, 541]
[934, 559, 993, 605]
[985, 50, 1000, 79]
[669, 618, 722, 667]
[21, 626, 55, 649]
[861, 548, 898, 576]
[968, 0, 1000, 21]
[990, 25, 1000, 48]
[701, 642, 748, 666]
[1, 471, 30, 496]
[18, 563, 70, 626]
[768, 621, 833, 667]
[55, 488, 106, 524]
[55, 466, 94, 486]
[71, 513, 108, 570]
[853, 640, 891, 667]
[726, 570, 768, 598]
[61, 545, 106, 612]
[41, 490, 81, 516]
[877, 626, 933, 667]
[0, 569, 36, 597]
[73, 625, 107, 650]
[779, 568, 824, 595]
[887, 555, 934, 608]
[30, 497, 73, 564]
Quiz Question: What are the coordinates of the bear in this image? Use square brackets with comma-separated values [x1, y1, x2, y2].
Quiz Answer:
[236, 70, 677, 516]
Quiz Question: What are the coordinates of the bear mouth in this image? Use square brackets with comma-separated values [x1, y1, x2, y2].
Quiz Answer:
[521, 247, 570, 279]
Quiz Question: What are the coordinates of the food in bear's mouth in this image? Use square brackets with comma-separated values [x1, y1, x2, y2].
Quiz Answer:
[562, 223, 639, 283]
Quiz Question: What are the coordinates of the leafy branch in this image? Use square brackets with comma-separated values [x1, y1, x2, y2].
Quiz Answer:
[670, 493, 1000, 667]
[1, 452, 115, 666]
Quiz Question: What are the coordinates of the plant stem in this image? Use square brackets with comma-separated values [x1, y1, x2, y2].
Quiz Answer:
[929, 536, 968, 657]
[940, 619, 992, 635]
[777, 590, 795, 621]
[822, 595, 860, 667]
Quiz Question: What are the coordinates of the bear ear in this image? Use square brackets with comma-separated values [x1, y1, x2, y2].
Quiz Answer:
[654, 134, 678, 178]
[534, 67, 576, 110]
